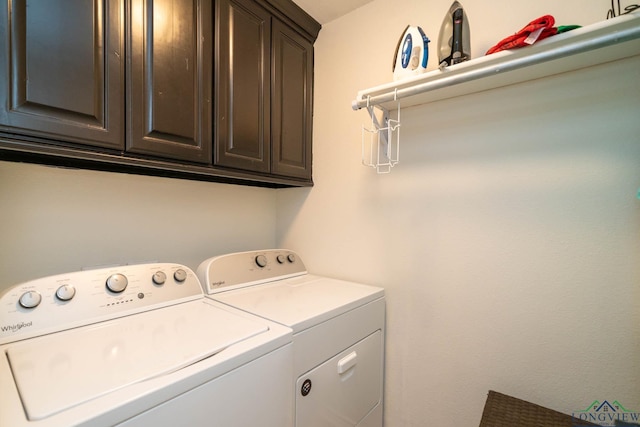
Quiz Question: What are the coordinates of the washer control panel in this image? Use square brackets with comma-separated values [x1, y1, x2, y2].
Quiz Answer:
[0, 263, 202, 345]
[197, 249, 307, 294]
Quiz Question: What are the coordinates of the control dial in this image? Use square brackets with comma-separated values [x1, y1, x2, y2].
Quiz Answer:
[287, 254, 296, 263]
[152, 271, 167, 285]
[56, 284, 76, 301]
[106, 273, 128, 293]
[173, 269, 187, 282]
[255, 255, 268, 268]
[276, 254, 286, 264]
[19, 290, 42, 309]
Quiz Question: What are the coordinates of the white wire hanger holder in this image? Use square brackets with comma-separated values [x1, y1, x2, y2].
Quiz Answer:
[361, 91, 401, 174]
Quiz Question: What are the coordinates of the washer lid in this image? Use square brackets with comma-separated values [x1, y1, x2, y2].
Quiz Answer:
[212, 275, 384, 333]
[6, 299, 268, 421]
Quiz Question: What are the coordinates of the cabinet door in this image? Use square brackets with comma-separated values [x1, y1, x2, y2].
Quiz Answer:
[215, 0, 271, 173]
[128, 0, 212, 163]
[0, 0, 123, 149]
[271, 19, 313, 180]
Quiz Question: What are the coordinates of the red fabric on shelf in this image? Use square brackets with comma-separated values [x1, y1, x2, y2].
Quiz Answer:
[486, 15, 558, 55]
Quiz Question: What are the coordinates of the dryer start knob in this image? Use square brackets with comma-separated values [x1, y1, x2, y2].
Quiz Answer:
[255, 255, 268, 268]
[173, 269, 187, 282]
[152, 271, 167, 285]
[106, 273, 128, 293]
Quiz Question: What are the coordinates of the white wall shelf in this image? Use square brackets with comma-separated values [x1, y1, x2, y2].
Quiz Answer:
[352, 12, 640, 112]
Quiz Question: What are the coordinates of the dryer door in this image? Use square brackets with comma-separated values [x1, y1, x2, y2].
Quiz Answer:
[296, 330, 382, 427]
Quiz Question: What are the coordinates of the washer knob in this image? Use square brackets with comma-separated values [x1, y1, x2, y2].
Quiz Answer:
[56, 284, 76, 301]
[287, 254, 296, 263]
[276, 255, 286, 264]
[255, 255, 268, 268]
[106, 273, 128, 293]
[19, 290, 42, 309]
[152, 271, 167, 285]
[173, 269, 187, 282]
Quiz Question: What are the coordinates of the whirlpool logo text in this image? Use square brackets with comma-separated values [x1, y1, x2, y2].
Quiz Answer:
[1, 321, 33, 333]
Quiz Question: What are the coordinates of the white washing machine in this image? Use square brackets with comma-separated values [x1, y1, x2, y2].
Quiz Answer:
[0, 263, 293, 427]
[197, 249, 385, 427]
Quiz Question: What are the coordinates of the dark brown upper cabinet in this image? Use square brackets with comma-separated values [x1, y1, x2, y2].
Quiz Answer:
[127, 0, 212, 163]
[0, 0, 124, 149]
[215, 0, 314, 181]
[271, 18, 313, 179]
[0, 0, 211, 164]
[215, 0, 272, 173]
[0, 0, 319, 187]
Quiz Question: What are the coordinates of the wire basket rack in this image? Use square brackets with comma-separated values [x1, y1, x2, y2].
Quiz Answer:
[361, 101, 401, 174]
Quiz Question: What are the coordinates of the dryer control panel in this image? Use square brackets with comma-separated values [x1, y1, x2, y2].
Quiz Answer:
[0, 263, 203, 345]
[197, 249, 307, 294]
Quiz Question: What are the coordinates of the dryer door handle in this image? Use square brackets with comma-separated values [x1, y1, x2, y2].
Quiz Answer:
[337, 351, 357, 374]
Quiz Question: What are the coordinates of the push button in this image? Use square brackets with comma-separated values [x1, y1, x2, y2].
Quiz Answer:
[301, 379, 312, 396]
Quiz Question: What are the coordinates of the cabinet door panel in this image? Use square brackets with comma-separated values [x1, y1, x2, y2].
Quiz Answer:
[0, 0, 123, 148]
[128, 0, 211, 163]
[271, 20, 312, 179]
[215, 0, 270, 172]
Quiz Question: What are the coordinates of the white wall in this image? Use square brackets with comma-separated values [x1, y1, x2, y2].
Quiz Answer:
[0, 161, 277, 288]
[278, 1, 640, 425]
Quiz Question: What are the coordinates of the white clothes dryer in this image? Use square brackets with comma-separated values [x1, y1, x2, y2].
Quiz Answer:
[197, 249, 385, 427]
[0, 263, 293, 427]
